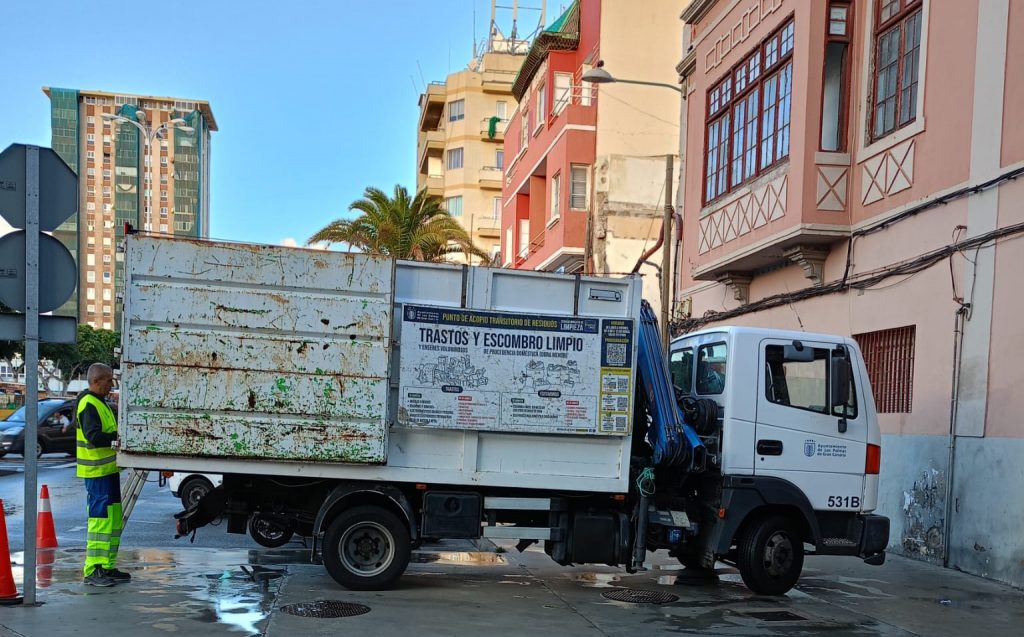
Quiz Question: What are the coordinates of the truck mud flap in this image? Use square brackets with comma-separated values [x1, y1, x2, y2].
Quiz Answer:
[174, 485, 228, 540]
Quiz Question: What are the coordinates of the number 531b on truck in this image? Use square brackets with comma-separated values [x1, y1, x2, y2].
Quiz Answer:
[117, 235, 889, 595]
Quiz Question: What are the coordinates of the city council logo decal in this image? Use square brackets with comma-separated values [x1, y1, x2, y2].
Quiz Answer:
[803, 439, 817, 457]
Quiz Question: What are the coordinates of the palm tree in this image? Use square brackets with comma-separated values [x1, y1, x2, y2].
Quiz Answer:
[308, 185, 488, 262]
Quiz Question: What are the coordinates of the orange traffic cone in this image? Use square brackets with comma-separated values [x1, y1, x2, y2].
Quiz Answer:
[0, 499, 23, 605]
[36, 485, 58, 549]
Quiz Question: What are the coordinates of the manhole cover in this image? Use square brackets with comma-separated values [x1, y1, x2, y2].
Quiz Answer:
[602, 588, 680, 604]
[279, 601, 371, 618]
[744, 611, 806, 622]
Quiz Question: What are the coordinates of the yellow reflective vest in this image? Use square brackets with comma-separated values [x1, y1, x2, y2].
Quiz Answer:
[76, 394, 118, 478]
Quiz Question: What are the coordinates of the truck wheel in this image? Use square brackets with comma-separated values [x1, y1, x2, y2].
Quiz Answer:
[737, 514, 804, 595]
[323, 505, 411, 591]
[248, 514, 294, 548]
[179, 476, 214, 510]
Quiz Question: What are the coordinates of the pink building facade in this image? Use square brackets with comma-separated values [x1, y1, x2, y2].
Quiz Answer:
[677, 0, 1024, 586]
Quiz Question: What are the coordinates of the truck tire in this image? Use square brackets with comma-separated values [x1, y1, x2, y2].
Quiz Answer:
[737, 514, 804, 595]
[179, 476, 214, 510]
[248, 514, 294, 548]
[323, 505, 411, 591]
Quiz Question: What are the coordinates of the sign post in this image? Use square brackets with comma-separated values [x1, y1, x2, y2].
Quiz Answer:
[0, 144, 78, 605]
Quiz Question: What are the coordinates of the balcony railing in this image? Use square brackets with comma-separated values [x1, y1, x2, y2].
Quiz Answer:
[481, 69, 517, 92]
[417, 130, 445, 174]
[424, 174, 443, 197]
[478, 166, 503, 190]
[480, 117, 508, 142]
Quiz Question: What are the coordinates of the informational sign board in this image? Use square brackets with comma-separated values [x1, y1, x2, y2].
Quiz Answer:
[398, 305, 634, 436]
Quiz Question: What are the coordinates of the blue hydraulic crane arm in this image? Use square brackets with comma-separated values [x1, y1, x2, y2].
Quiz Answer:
[635, 300, 704, 468]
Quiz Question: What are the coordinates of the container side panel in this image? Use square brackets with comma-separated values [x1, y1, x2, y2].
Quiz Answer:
[120, 235, 393, 464]
[121, 364, 387, 419]
[123, 414, 385, 462]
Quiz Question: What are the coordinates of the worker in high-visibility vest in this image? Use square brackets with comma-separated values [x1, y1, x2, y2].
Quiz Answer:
[76, 363, 131, 587]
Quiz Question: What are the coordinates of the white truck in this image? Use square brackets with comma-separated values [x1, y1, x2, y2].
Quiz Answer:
[116, 234, 888, 595]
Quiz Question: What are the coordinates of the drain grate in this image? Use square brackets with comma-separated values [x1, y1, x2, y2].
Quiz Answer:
[744, 611, 807, 622]
[602, 588, 680, 604]
[279, 601, 371, 618]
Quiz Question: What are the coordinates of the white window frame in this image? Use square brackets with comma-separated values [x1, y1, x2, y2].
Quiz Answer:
[446, 147, 464, 170]
[445, 195, 463, 217]
[520, 108, 529, 150]
[448, 99, 465, 122]
[535, 84, 546, 133]
[492, 196, 502, 222]
[570, 164, 589, 210]
[553, 72, 572, 115]
[580, 65, 593, 106]
[549, 173, 561, 223]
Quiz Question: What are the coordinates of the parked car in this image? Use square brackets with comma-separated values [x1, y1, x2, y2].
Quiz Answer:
[165, 471, 222, 509]
[164, 471, 308, 548]
[0, 399, 77, 458]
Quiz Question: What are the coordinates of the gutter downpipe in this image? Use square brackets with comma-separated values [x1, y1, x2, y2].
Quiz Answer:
[943, 304, 969, 568]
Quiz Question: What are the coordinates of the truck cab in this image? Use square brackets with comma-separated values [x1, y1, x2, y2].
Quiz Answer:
[668, 327, 889, 592]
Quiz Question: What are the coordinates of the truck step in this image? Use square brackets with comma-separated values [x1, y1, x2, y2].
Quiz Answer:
[483, 497, 565, 512]
[483, 526, 562, 541]
[820, 537, 858, 548]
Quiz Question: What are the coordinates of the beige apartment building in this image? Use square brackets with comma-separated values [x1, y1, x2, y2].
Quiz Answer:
[44, 87, 216, 329]
[416, 47, 526, 264]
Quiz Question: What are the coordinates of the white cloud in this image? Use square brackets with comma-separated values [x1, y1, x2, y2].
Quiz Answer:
[279, 237, 330, 251]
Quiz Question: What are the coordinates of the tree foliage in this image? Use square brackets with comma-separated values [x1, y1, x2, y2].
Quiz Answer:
[308, 185, 488, 262]
[0, 321, 119, 392]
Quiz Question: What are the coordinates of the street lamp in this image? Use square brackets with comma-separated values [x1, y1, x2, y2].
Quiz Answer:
[101, 111, 194, 231]
[582, 62, 682, 354]
[581, 64, 682, 94]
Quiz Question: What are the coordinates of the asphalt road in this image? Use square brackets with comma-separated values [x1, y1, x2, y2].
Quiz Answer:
[0, 455, 276, 553]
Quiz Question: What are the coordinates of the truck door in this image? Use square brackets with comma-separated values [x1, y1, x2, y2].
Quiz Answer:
[754, 339, 866, 512]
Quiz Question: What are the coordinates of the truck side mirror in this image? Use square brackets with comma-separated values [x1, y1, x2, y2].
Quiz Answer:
[830, 357, 850, 408]
[831, 348, 850, 433]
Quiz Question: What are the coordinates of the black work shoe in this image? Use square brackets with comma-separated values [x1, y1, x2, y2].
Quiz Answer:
[84, 570, 116, 587]
[102, 567, 132, 582]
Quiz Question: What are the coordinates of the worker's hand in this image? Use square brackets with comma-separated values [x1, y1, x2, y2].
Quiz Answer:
[111, 439, 121, 451]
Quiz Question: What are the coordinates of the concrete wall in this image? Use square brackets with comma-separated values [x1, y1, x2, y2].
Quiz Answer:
[594, 154, 681, 314]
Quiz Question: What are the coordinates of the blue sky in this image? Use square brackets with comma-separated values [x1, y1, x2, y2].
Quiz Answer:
[0, 0, 549, 247]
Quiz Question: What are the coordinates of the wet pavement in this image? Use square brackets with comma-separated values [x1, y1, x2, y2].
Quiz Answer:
[0, 542, 1021, 636]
